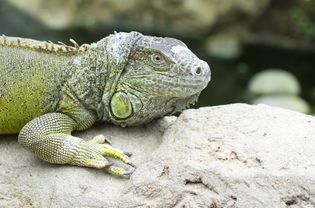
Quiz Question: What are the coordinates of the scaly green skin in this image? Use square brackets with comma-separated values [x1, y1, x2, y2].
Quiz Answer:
[0, 32, 211, 176]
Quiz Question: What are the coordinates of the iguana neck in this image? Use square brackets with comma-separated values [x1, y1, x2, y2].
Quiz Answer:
[62, 44, 110, 121]
[60, 35, 141, 122]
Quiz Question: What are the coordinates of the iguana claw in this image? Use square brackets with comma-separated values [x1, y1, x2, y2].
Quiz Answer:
[104, 162, 115, 167]
[123, 165, 136, 176]
[107, 164, 136, 177]
[126, 162, 136, 168]
[124, 151, 133, 157]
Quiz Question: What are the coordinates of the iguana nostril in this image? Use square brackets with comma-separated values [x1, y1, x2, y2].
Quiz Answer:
[195, 67, 202, 75]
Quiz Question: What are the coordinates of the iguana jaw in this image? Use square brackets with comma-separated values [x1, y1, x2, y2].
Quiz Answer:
[107, 60, 210, 126]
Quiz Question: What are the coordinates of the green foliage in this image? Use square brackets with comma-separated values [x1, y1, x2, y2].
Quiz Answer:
[291, 7, 315, 39]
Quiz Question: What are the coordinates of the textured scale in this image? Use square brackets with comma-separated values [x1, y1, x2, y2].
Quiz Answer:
[0, 32, 211, 176]
[0, 36, 75, 133]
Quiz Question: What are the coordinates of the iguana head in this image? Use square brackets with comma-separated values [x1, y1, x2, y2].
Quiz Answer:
[101, 32, 211, 126]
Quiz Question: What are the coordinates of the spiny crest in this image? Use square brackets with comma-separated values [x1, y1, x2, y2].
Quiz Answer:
[0, 34, 90, 55]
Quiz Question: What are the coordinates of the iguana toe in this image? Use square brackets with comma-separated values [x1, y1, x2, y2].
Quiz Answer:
[101, 143, 132, 164]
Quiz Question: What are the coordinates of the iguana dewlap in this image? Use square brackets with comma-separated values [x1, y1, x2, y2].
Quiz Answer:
[0, 32, 211, 176]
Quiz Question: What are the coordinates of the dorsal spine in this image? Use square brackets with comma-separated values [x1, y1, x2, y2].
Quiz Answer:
[0, 34, 90, 55]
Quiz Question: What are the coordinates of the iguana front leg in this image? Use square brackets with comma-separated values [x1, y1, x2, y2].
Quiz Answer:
[18, 113, 135, 176]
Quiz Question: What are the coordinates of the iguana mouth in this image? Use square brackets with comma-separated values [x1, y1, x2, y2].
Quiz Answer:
[166, 92, 201, 114]
[126, 73, 210, 97]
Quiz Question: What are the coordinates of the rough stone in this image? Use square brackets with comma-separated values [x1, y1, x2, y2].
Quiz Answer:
[1, 104, 315, 207]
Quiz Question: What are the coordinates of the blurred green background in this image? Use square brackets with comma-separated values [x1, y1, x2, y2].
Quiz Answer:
[1, 0, 315, 114]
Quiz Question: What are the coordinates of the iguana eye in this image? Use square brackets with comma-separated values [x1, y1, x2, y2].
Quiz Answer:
[151, 53, 165, 65]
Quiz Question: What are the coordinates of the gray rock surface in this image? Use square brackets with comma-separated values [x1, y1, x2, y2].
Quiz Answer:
[1, 104, 315, 207]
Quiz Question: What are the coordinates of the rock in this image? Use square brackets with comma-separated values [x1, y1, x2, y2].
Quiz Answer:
[248, 69, 310, 113]
[206, 35, 243, 60]
[4, 0, 270, 36]
[248, 69, 301, 96]
[1, 104, 315, 207]
[252, 95, 311, 114]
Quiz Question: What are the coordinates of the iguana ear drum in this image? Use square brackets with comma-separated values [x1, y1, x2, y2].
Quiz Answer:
[110, 91, 142, 120]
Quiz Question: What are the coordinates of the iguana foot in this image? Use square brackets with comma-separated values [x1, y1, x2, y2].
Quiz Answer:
[86, 134, 135, 176]
[18, 113, 136, 177]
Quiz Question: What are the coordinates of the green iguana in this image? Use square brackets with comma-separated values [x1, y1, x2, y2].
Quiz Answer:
[0, 32, 211, 176]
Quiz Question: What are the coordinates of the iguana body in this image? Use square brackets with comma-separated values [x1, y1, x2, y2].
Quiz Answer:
[0, 32, 211, 176]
